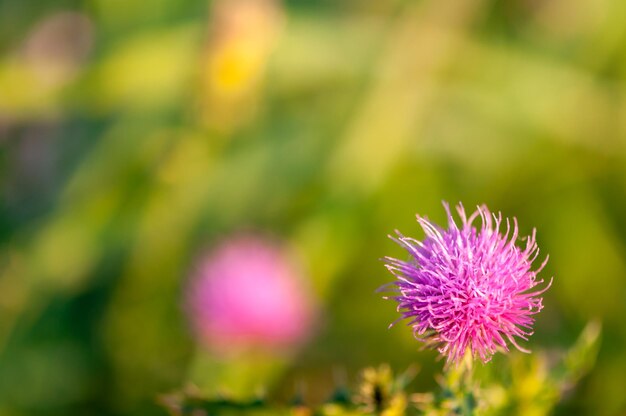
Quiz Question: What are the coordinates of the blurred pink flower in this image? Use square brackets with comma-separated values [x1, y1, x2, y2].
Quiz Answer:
[185, 235, 316, 354]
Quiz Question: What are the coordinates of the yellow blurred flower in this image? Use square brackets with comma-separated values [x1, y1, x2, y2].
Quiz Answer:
[200, 0, 283, 132]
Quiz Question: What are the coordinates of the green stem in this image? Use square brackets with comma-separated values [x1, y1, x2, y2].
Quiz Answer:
[460, 349, 477, 415]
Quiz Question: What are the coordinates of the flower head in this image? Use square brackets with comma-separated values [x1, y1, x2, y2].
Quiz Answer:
[185, 234, 316, 355]
[382, 202, 551, 364]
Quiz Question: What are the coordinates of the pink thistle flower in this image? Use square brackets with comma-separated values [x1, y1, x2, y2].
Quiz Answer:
[185, 235, 316, 355]
[382, 202, 551, 364]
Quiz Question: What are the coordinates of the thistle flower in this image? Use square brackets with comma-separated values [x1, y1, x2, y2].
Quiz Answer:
[185, 234, 316, 354]
[382, 202, 551, 364]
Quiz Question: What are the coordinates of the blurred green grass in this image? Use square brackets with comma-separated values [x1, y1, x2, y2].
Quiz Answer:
[1, 0, 626, 415]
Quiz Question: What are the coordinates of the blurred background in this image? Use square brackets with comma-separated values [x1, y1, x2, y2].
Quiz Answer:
[1, 0, 626, 415]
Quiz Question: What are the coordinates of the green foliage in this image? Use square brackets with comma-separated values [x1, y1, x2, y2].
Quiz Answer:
[415, 322, 601, 416]
[160, 365, 413, 416]
[159, 324, 600, 416]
